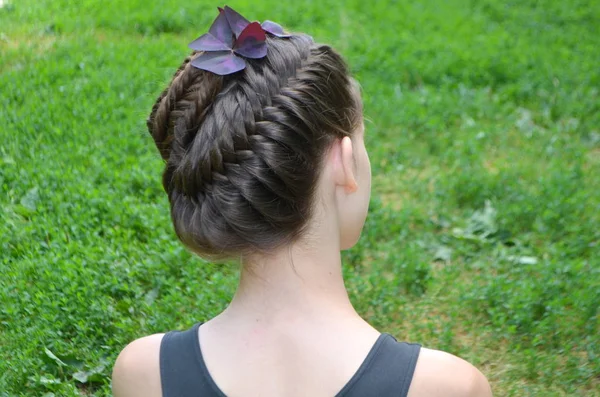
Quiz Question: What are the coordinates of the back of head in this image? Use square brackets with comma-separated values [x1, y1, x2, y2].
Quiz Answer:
[147, 29, 361, 260]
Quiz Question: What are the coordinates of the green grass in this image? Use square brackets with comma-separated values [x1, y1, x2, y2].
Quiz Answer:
[1, 0, 599, 395]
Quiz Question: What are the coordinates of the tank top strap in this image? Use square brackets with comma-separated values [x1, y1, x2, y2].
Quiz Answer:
[338, 334, 421, 397]
[159, 322, 226, 397]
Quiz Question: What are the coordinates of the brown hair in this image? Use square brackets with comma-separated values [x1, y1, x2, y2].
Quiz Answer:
[147, 34, 362, 259]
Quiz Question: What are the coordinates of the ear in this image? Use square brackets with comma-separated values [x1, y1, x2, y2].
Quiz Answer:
[338, 136, 358, 193]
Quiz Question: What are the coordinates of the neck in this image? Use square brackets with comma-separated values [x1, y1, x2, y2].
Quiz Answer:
[220, 222, 360, 328]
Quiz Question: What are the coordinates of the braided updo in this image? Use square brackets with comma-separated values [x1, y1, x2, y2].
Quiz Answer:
[147, 34, 362, 259]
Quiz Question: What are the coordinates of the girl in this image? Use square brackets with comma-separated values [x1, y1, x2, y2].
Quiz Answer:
[112, 6, 492, 397]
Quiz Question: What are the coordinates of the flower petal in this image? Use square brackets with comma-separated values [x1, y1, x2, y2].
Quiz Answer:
[261, 20, 291, 38]
[190, 51, 246, 75]
[234, 22, 267, 59]
[223, 6, 251, 38]
[188, 32, 231, 52]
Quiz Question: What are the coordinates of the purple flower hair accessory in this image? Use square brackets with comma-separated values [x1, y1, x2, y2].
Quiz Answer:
[188, 6, 291, 75]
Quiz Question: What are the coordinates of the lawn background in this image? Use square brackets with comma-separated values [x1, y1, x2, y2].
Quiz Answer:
[1, 0, 599, 395]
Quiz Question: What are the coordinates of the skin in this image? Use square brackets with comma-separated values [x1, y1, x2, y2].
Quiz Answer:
[112, 123, 493, 397]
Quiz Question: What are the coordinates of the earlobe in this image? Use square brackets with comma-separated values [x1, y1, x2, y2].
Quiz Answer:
[340, 136, 358, 193]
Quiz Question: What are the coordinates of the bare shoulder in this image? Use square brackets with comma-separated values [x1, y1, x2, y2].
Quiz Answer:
[407, 347, 492, 397]
[112, 333, 165, 397]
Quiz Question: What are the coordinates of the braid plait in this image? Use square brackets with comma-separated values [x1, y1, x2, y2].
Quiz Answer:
[147, 34, 362, 259]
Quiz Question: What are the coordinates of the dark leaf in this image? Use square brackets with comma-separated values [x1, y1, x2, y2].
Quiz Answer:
[234, 22, 267, 59]
[223, 6, 251, 38]
[208, 8, 234, 48]
[189, 33, 231, 52]
[261, 20, 291, 37]
[190, 51, 246, 75]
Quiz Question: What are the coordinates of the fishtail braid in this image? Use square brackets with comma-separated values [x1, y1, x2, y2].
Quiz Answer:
[147, 34, 362, 259]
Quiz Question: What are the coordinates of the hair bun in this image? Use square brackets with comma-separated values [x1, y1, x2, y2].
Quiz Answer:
[147, 35, 361, 259]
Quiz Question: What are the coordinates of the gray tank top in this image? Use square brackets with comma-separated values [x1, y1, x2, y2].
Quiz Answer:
[160, 322, 420, 397]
